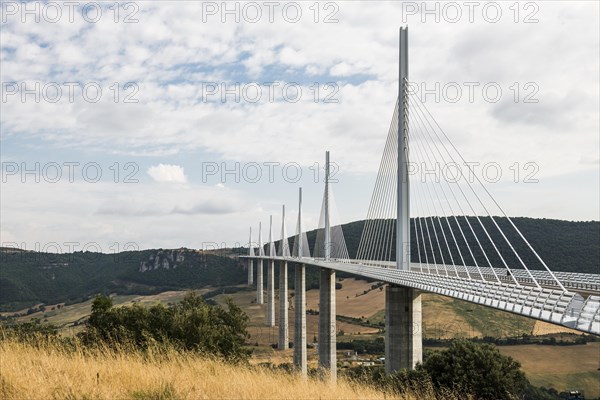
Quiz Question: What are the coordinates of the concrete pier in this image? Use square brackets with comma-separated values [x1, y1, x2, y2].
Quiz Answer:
[247, 227, 254, 286]
[293, 263, 307, 375]
[248, 259, 254, 286]
[278, 261, 289, 349]
[318, 267, 336, 381]
[257, 222, 264, 305]
[266, 260, 275, 326]
[385, 285, 422, 372]
[257, 259, 263, 304]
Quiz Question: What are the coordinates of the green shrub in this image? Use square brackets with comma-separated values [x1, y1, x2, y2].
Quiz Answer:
[81, 292, 251, 362]
[420, 339, 527, 399]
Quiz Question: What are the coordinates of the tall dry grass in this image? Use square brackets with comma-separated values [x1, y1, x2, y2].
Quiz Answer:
[0, 338, 464, 400]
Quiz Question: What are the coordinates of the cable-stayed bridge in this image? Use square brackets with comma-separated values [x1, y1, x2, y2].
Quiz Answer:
[240, 27, 599, 380]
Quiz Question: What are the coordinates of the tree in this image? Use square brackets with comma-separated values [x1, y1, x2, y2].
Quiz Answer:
[419, 339, 528, 400]
[88, 295, 113, 327]
[82, 292, 251, 362]
[2, 319, 58, 340]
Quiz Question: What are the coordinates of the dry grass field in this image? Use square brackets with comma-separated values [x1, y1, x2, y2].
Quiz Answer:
[532, 320, 583, 336]
[4, 278, 595, 397]
[306, 278, 386, 318]
[0, 339, 465, 400]
[499, 343, 600, 398]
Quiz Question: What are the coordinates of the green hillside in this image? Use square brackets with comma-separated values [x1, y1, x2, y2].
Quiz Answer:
[0, 249, 243, 311]
[272, 217, 599, 274]
[251, 216, 598, 293]
[1, 217, 597, 311]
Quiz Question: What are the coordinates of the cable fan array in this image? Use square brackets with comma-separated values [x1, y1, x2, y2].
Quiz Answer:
[357, 92, 565, 291]
[314, 187, 350, 260]
[251, 173, 350, 262]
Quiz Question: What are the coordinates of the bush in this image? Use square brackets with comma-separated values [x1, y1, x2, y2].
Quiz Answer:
[81, 292, 251, 362]
[344, 340, 533, 400]
[1, 319, 58, 341]
[338, 337, 385, 354]
[344, 365, 431, 395]
[419, 340, 528, 400]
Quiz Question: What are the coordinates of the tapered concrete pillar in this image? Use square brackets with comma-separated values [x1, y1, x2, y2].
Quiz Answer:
[266, 260, 275, 326]
[278, 204, 291, 348]
[385, 27, 421, 374]
[248, 259, 254, 286]
[385, 285, 422, 372]
[257, 222, 264, 304]
[266, 215, 276, 327]
[294, 263, 307, 376]
[247, 227, 254, 286]
[293, 188, 307, 376]
[318, 267, 336, 381]
[278, 261, 289, 349]
[257, 259, 263, 304]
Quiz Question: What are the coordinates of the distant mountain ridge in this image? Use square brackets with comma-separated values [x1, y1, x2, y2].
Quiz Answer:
[1, 217, 598, 311]
[0, 248, 243, 311]
[305, 217, 600, 274]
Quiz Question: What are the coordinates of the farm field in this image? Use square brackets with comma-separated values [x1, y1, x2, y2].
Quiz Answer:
[498, 343, 600, 398]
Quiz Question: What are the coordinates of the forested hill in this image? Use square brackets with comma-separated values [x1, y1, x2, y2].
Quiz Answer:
[0, 217, 597, 311]
[0, 249, 243, 311]
[286, 217, 599, 275]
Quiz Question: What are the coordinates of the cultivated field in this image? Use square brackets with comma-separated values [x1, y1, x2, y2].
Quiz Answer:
[499, 343, 600, 398]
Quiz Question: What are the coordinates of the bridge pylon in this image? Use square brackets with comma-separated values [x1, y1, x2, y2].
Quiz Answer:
[266, 215, 276, 327]
[242, 27, 600, 382]
[247, 226, 254, 286]
[257, 222, 264, 304]
[293, 187, 308, 377]
[386, 26, 423, 373]
[278, 205, 290, 350]
[318, 151, 337, 381]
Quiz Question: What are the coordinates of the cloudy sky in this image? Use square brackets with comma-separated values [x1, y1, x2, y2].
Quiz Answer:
[1, 1, 598, 252]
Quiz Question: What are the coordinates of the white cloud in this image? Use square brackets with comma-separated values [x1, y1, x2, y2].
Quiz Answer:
[0, 180, 251, 250]
[1, 1, 598, 248]
[147, 164, 187, 184]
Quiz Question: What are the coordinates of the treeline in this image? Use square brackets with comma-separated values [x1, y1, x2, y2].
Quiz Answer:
[424, 334, 599, 347]
[0, 249, 243, 311]
[255, 217, 599, 274]
[245, 217, 598, 295]
[2, 217, 597, 310]
[338, 337, 385, 353]
[336, 335, 598, 355]
[2, 292, 251, 362]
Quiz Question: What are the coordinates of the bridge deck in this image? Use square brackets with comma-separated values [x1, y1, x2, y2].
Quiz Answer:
[335, 260, 600, 292]
[242, 256, 600, 335]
